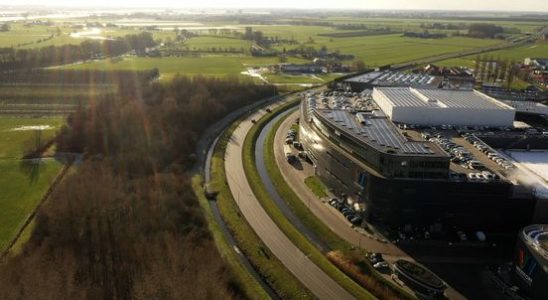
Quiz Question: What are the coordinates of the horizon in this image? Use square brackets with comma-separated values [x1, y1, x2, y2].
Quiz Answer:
[1, 1, 548, 13]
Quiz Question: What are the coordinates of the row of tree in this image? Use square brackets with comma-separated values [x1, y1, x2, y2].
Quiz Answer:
[474, 55, 518, 88]
[0, 32, 155, 70]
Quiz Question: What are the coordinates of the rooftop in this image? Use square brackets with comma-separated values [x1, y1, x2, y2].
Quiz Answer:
[345, 70, 442, 88]
[315, 108, 445, 156]
[502, 100, 548, 115]
[374, 87, 515, 110]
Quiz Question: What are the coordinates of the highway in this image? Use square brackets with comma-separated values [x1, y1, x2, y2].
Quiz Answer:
[224, 97, 356, 300]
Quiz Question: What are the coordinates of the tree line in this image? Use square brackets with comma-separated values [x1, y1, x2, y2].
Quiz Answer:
[0, 32, 155, 70]
[0, 74, 277, 299]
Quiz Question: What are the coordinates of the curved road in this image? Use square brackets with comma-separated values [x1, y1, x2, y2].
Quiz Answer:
[224, 98, 356, 300]
[255, 108, 330, 253]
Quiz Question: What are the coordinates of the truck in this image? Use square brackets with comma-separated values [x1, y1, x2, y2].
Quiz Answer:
[284, 145, 295, 163]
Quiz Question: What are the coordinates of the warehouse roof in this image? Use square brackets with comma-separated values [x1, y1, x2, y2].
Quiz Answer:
[374, 87, 515, 110]
[315, 109, 445, 156]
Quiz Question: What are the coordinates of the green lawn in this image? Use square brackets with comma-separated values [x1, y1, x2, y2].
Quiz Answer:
[0, 159, 63, 251]
[304, 176, 328, 198]
[0, 117, 64, 159]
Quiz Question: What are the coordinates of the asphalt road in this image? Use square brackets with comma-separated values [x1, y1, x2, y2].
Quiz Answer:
[224, 98, 356, 300]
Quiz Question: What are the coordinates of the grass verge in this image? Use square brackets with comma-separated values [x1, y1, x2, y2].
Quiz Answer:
[201, 113, 315, 299]
[193, 175, 273, 299]
[263, 112, 417, 300]
[242, 101, 377, 300]
[304, 176, 328, 198]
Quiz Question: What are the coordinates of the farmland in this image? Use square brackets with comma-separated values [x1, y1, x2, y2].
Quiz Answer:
[63, 55, 308, 81]
[438, 41, 548, 67]
[0, 117, 64, 158]
[1, 14, 545, 87]
[184, 35, 253, 52]
[0, 117, 64, 252]
[0, 158, 62, 252]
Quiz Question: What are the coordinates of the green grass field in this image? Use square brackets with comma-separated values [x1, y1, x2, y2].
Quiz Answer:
[185, 35, 252, 51]
[0, 159, 63, 251]
[63, 55, 309, 80]
[0, 117, 64, 159]
[0, 22, 176, 49]
[438, 41, 548, 67]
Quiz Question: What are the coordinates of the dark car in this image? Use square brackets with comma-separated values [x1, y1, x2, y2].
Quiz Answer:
[350, 216, 363, 225]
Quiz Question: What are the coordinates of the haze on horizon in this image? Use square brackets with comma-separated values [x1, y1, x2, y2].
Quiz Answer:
[2, 0, 548, 12]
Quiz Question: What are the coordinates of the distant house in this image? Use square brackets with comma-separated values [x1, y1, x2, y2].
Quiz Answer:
[279, 63, 324, 74]
[540, 28, 548, 41]
[524, 58, 548, 70]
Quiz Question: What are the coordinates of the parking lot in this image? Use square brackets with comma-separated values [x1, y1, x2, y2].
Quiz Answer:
[403, 126, 521, 183]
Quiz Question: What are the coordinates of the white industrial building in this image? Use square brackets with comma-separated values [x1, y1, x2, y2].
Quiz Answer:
[372, 87, 516, 127]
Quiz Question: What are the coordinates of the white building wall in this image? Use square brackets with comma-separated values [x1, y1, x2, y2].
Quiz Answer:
[371, 88, 395, 118]
[390, 106, 515, 127]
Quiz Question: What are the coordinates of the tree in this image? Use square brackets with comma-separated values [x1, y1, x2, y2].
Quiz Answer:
[244, 26, 253, 40]
[23, 130, 45, 158]
[506, 61, 517, 89]
[352, 60, 366, 71]
[0, 23, 10, 32]
[473, 55, 481, 77]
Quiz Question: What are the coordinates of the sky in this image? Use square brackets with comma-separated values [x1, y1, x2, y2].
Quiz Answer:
[3, 0, 548, 12]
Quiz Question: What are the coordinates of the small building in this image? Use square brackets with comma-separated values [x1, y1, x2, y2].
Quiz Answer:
[279, 63, 324, 74]
[524, 58, 548, 70]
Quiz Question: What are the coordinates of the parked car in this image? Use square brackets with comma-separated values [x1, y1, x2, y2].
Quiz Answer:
[350, 216, 362, 225]
[373, 261, 389, 270]
[457, 230, 468, 241]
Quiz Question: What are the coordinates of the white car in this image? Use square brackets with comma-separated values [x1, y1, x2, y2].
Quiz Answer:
[373, 261, 389, 270]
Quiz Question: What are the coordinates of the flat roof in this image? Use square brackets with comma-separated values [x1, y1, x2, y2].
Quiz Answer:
[345, 71, 441, 88]
[315, 109, 445, 156]
[374, 87, 515, 110]
[502, 100, 548, 115]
